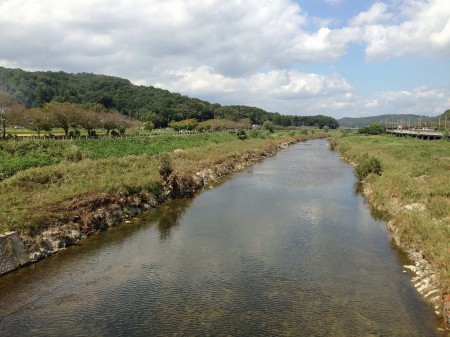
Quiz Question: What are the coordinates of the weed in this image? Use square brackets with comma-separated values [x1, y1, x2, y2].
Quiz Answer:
[158, 153, 173, 180]
[236, 129, 247, 140]
[355, 153, 382, 180]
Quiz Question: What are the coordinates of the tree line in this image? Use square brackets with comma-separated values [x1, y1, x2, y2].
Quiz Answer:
[0, 66, 339, 130]
[0, 95, 137, 139]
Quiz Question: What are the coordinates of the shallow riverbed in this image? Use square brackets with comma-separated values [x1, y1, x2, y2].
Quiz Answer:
[0, 139, 443, 336]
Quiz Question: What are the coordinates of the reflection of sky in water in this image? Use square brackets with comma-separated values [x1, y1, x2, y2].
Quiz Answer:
[0, 139, 442, 336]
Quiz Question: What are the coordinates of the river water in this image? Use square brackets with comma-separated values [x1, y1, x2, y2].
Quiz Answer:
[0, 139, 444, 336]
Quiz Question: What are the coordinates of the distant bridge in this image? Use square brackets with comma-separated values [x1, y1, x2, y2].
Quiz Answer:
[386, 128, 444, 140]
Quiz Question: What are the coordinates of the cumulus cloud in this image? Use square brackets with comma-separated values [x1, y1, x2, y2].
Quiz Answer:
[352, 0, 450, 60]
[0, 0, 448, 118]
[349, 87, 450, 117]
[349, 2, 392, 26]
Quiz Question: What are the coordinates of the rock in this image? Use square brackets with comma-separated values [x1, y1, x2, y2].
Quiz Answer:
[0, 231, 30, 274]
[403, 203, 426, 212]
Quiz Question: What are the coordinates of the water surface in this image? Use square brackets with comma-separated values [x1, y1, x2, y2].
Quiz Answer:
[0, 139, 443, 336]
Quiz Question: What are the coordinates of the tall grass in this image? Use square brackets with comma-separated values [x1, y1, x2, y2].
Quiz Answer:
[0, 133, 237, 180]
[335, 134, 450, 291]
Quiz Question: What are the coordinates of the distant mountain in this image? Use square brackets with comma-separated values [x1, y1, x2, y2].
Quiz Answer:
[440, 109, 450, 120]
[338, 114, 435, 128]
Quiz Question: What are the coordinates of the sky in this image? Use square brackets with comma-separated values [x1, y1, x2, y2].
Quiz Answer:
[0, 0, 449, 119]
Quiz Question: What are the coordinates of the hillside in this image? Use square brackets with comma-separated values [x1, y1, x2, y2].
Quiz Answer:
[0, 66, 338, 129]
[338, 114, 434, 128]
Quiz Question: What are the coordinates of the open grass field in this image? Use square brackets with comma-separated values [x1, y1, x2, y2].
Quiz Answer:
[0, 130, 327, 234]
[0, 132, 236, 180]
[334, 133, 450, 292]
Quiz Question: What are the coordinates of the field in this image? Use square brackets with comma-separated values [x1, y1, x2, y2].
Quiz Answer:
[334, 133, 450, 292]
[0, 130, 326, 234]
[0, 133, 236, 180]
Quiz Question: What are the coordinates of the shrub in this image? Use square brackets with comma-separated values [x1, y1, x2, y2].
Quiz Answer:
[158, 153, 173, 179]
[68, 129, 81, 138]
[359, 123, 385, 135]
[236, 129, 247, 140]
[355, 153, 382, 180]
[144, 121, 155, 132]
[328, 138, 337, 151]
[65, 144, 83, 162]
[262, 121, 275, 133]
[443, 130, 449, 141]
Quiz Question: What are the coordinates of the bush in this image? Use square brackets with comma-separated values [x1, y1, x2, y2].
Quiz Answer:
[158, 153, 173, 179]
[262, 121, 275, 133]
[328, 138, 337, 151]
[443, 130, 449, 141]
[355, 153, 382, 180]
[236, 129, 247, 140]
[68, 129, 81, 138]
[144, 121, 155, 132]
[65, 144, 83, 162]
[359, 123, 385, 135]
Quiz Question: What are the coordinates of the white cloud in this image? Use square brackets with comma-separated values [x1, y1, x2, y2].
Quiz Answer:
[349, 2, 392, 26]
[351, 87, 450, 117]
[155, 67, 353, 112]
[353, 0, 450, 60]
[0, 0, 448, 119]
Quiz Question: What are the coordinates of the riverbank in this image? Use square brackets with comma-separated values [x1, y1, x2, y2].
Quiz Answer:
[332, 134, 450, 330]
[0, 131, 327, 276]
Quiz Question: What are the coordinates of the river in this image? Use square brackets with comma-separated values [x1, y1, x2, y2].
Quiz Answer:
[0, 139, 443, 336]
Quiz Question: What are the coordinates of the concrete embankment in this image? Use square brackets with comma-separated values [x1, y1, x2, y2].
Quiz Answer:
[0, 140, 295, 277]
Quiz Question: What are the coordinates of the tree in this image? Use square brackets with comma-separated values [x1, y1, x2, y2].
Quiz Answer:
[76, 107, 100, 137]
[99, 109, 128, 135]
[169, 119, 198, 131]
[43, 102, 79, 136]
[263, 120, 275, 133]
[144, 121, 155, 132]
[0, 93, 17, 140]
[18, 108, 54, 136]
[359, 123, 385, 135]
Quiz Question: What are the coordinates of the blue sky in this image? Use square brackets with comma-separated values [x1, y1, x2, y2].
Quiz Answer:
[0, 0, 449, 118]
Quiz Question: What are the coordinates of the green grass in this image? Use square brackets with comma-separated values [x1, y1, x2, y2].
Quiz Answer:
[334, 133, 450, 292]
[0, 133, 237, 180]
[76, 133, 237, 159]
[0, 130, 327, 233]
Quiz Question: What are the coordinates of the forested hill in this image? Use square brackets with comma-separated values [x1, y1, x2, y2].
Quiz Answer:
[0, 66, 338, 128]
[338, 114, 434, 128]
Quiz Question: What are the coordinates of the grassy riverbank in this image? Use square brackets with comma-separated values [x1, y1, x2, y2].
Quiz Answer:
[0, 130, 326, 234]
[333, 134, 450, 292]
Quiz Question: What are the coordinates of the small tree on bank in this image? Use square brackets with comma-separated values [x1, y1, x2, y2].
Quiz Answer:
[263, 120, 275, 133]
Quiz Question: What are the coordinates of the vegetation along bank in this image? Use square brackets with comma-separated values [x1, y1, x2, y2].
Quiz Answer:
[331, 133, 450, 329]
[0, 130, 327, 276]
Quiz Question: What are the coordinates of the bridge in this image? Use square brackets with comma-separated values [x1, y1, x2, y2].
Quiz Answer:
[386, 128, 444, 140]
